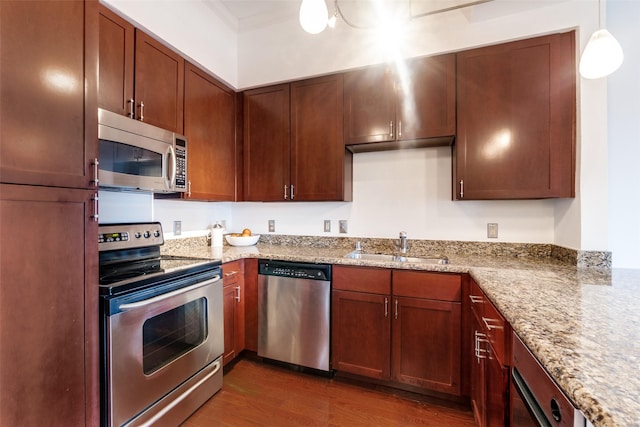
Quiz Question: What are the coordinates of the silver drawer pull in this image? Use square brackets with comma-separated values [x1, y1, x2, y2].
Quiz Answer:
[482, 317, 503, 330]
[469, 295, 483, 304]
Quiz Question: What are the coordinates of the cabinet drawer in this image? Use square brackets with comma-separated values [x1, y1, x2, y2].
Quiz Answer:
[222, 260, 244, 285]
[469, 279, 485, 318]
[392, 271, 461, 302]
[482, 295, 508, 365]
[333, 265, 391, 294]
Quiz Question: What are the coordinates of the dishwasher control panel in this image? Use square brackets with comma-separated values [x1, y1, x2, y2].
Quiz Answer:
[258, 260, 331, 281]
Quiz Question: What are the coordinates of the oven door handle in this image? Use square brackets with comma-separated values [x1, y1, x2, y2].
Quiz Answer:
[512, 367, 552, 427]
[118, 275, 221, 311]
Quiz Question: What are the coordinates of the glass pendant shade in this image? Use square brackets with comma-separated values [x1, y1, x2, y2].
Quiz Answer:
[579, 29, 624, 79]
[299, 0, 328, 34]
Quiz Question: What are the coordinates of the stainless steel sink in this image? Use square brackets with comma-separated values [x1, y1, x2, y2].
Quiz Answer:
[344, 251, 449, 265]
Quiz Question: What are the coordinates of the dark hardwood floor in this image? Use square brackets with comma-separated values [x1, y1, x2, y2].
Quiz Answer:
[183, 357, 476, 426]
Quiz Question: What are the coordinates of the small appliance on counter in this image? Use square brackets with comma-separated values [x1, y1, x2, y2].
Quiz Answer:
[99, 222, 223, 427]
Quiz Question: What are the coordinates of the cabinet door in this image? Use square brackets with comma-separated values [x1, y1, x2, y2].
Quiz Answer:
[456, 31, 576, 199]
[243, 84, 290, 201]
[0, 0, 98, 189]
[470, 310, 487, 427]
[244, 259, 259, 352]
[331, 290, 391, 380]
[392, 297, 462, 395]
[0, 184, 98, 427]
[98, 4, 134, 117]
[184, 63, 237, 201]
[344, 65, 396, 145]
[223, 260, 245, 365]
[399, 54, 456, 141]
[486, 345, 509, 427]
[291, 74, 350, 201]
[134, 30, 184, 134]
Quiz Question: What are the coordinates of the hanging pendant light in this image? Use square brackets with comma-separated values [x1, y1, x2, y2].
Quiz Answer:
[299, 0, 328, 34]
[579, 0, 623, 79]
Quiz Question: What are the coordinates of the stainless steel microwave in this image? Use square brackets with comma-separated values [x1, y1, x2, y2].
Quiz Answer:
[98, 108, 187, 193]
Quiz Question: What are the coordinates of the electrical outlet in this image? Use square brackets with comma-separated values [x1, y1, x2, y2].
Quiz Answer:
[268, 220, 275, 233]
[487, 223, 498, 239]
[173, 220, 182, 236]
[339, 220, 348, 234]
[324, 220, 331, 233]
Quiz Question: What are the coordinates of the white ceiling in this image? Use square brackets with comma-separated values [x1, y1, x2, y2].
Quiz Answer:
[215, 0, 509, 30]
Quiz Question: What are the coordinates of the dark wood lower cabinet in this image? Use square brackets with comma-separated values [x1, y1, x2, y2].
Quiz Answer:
[392, 296, 461, 395]
[331, 290, 391, 380]
[222, 260, 245, 366]
[331, 265, 463, 397]
[0, 184, 98, 426]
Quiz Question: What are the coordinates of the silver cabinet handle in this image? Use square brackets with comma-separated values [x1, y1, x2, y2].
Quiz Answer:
[138, 101, 144, 121]
[284, 184, 288, 200]
[398, 120, 402, 138]
[91, 192, 99, 222]
[469, 295, 483, 304]
[475, 330, 488, 361]
[482, 317, 503, 330]
[384, 297, 388, 318]
[389, 121, 394, 138]
[460, 179, 464, 199]
[127, 98, 135, 119]
[394, 299, 398, 319]
[224, 270, 238, 278]
[91, 158, 99, 187]
[291, 184, 295, 200]
[187, 180, 192, 198]
[235, 286, 241, 302]
[118, 276, 220, 311]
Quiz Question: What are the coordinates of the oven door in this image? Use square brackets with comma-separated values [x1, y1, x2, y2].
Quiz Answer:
[106, 271, 223, 427]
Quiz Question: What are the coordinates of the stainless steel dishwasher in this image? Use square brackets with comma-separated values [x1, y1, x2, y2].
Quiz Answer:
[258, 260, 331, 372]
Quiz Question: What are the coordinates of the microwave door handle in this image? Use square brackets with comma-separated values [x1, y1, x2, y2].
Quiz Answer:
[165, 144, 177, 190]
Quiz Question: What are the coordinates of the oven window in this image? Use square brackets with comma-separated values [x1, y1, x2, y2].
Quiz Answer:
[99, 139, 163, 177]
[142, 298, 208, 374]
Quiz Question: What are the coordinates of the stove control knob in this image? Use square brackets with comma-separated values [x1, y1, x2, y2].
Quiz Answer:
[153, 230, 161, 238]
[144, 231, 151, 238]
[134, 232, 141, 239]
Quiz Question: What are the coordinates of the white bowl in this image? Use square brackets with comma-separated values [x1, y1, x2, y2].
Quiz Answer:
[225, 234, 260, 247]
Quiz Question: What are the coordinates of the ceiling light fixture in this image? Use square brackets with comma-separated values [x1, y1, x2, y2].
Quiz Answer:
[579, 0, 623, 79]
[299, 0, 328, 34]
[300, 0, 493, 34]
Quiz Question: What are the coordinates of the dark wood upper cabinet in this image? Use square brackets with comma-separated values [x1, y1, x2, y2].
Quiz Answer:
[98, 5, 184, 134]
[183, 63, 238, 201]
[1, 0, 98, 189]
[244, 75, 352, 202]
[243, 84, 291, 202]
[98, 5, 134, 117]
[344, 53, 456, 152]
[455, 31, 576, 200]
[291, 74, 351, 201]
[134, 30, 184, 134]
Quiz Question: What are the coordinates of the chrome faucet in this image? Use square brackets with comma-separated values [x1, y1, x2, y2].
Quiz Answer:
[398, 231, 409, 254]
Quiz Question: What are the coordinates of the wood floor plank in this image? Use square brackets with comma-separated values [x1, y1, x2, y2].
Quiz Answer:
[182, 358, 476, 427]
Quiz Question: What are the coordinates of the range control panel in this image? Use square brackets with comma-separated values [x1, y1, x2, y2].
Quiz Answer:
[258, 260, 331, 281]
[99, 222, 164, 252]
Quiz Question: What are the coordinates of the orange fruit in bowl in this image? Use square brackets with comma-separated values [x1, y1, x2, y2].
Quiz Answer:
[241, 228, 252, 236]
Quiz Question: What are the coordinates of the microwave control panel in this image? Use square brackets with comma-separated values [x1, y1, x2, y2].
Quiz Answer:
[174, 137, 187, 191]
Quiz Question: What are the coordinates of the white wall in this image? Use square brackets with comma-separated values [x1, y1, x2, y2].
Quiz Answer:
[100, 0, 618, 255]
[608, 0, 640, 267]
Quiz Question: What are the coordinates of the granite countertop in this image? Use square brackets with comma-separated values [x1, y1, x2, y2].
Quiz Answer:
[163, 240, 638, 427]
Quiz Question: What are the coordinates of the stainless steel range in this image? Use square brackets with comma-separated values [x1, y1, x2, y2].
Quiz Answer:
[99, 222, 223, 427]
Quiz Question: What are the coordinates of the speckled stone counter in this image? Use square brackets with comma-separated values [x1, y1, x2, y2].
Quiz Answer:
[162, 238, 636, 427]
